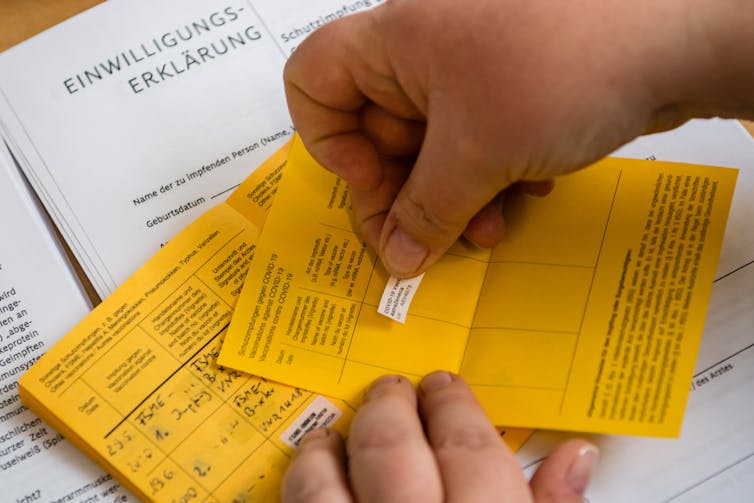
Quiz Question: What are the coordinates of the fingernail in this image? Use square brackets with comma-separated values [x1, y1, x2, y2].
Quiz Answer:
[420, 371, 453, 394]
[383, 227, 428, 276]
[296, 427, 329, 449]
[566, 444, 599, 496]
[364, 374, 402, 401]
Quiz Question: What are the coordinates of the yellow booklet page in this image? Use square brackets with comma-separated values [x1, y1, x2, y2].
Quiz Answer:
[220, 137, 737, 437]
[18, 145, 359, 502]
[18, 143, 529, 502]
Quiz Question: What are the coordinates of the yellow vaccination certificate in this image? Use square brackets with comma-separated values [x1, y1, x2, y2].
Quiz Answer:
[220, 137, 737, 437]
[18, 144, 358, 502]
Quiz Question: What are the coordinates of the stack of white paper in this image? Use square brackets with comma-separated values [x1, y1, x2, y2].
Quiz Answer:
[0, 142, 138, 502]
[0, 0, 381, 298]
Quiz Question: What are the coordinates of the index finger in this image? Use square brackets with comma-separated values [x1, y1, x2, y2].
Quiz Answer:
[347, 375, 442, 503]
[418, 371, 532, 503]
[283, 9, 423, 191]
[283, 15, 380, 190]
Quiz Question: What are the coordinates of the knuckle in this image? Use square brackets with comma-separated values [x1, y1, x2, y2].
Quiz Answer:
[432, 425, 500, 453]
[283, 454, 342, 503]
[283, 478, 342, 503]
[350, 422, 415, 452]
[399, 187, 465, 237]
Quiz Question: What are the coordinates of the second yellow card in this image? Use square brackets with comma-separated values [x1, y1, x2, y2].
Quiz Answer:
[219, 137, 736, 437]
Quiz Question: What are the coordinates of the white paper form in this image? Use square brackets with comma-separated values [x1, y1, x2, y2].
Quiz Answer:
[516, 118, 754, 502]
[0, 0, 382, 298]
[0, 144, 136, 502]
[251, 0, 384, 56]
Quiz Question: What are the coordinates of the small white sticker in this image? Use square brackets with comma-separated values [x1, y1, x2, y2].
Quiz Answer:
[280, 395, 343, 448]
[377, 273, 424, 323]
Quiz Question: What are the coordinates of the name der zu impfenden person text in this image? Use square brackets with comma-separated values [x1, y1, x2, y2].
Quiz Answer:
[130, 129, 291, 229]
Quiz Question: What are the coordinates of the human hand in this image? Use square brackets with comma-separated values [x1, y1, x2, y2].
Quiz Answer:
[284, 0, 738, 277]
[282, 371, 598, 502]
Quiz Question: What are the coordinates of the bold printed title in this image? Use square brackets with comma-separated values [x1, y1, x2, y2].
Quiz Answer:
[62, 6, 260, 96]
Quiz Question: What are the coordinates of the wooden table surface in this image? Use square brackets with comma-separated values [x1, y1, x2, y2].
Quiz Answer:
[0, 0, 102, 51]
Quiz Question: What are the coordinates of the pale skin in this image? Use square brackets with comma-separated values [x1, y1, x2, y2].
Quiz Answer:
[282, 372, 598, 503]
[284, 0, 754, 278]
[282, 0, 754, 499]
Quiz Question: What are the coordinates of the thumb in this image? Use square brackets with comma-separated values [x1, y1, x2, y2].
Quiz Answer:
[378, 123, 507, 277]
[529, 439, 599, 503]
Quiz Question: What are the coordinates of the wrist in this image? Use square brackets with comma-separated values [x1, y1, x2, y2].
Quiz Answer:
[643, 0, 754, 125]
